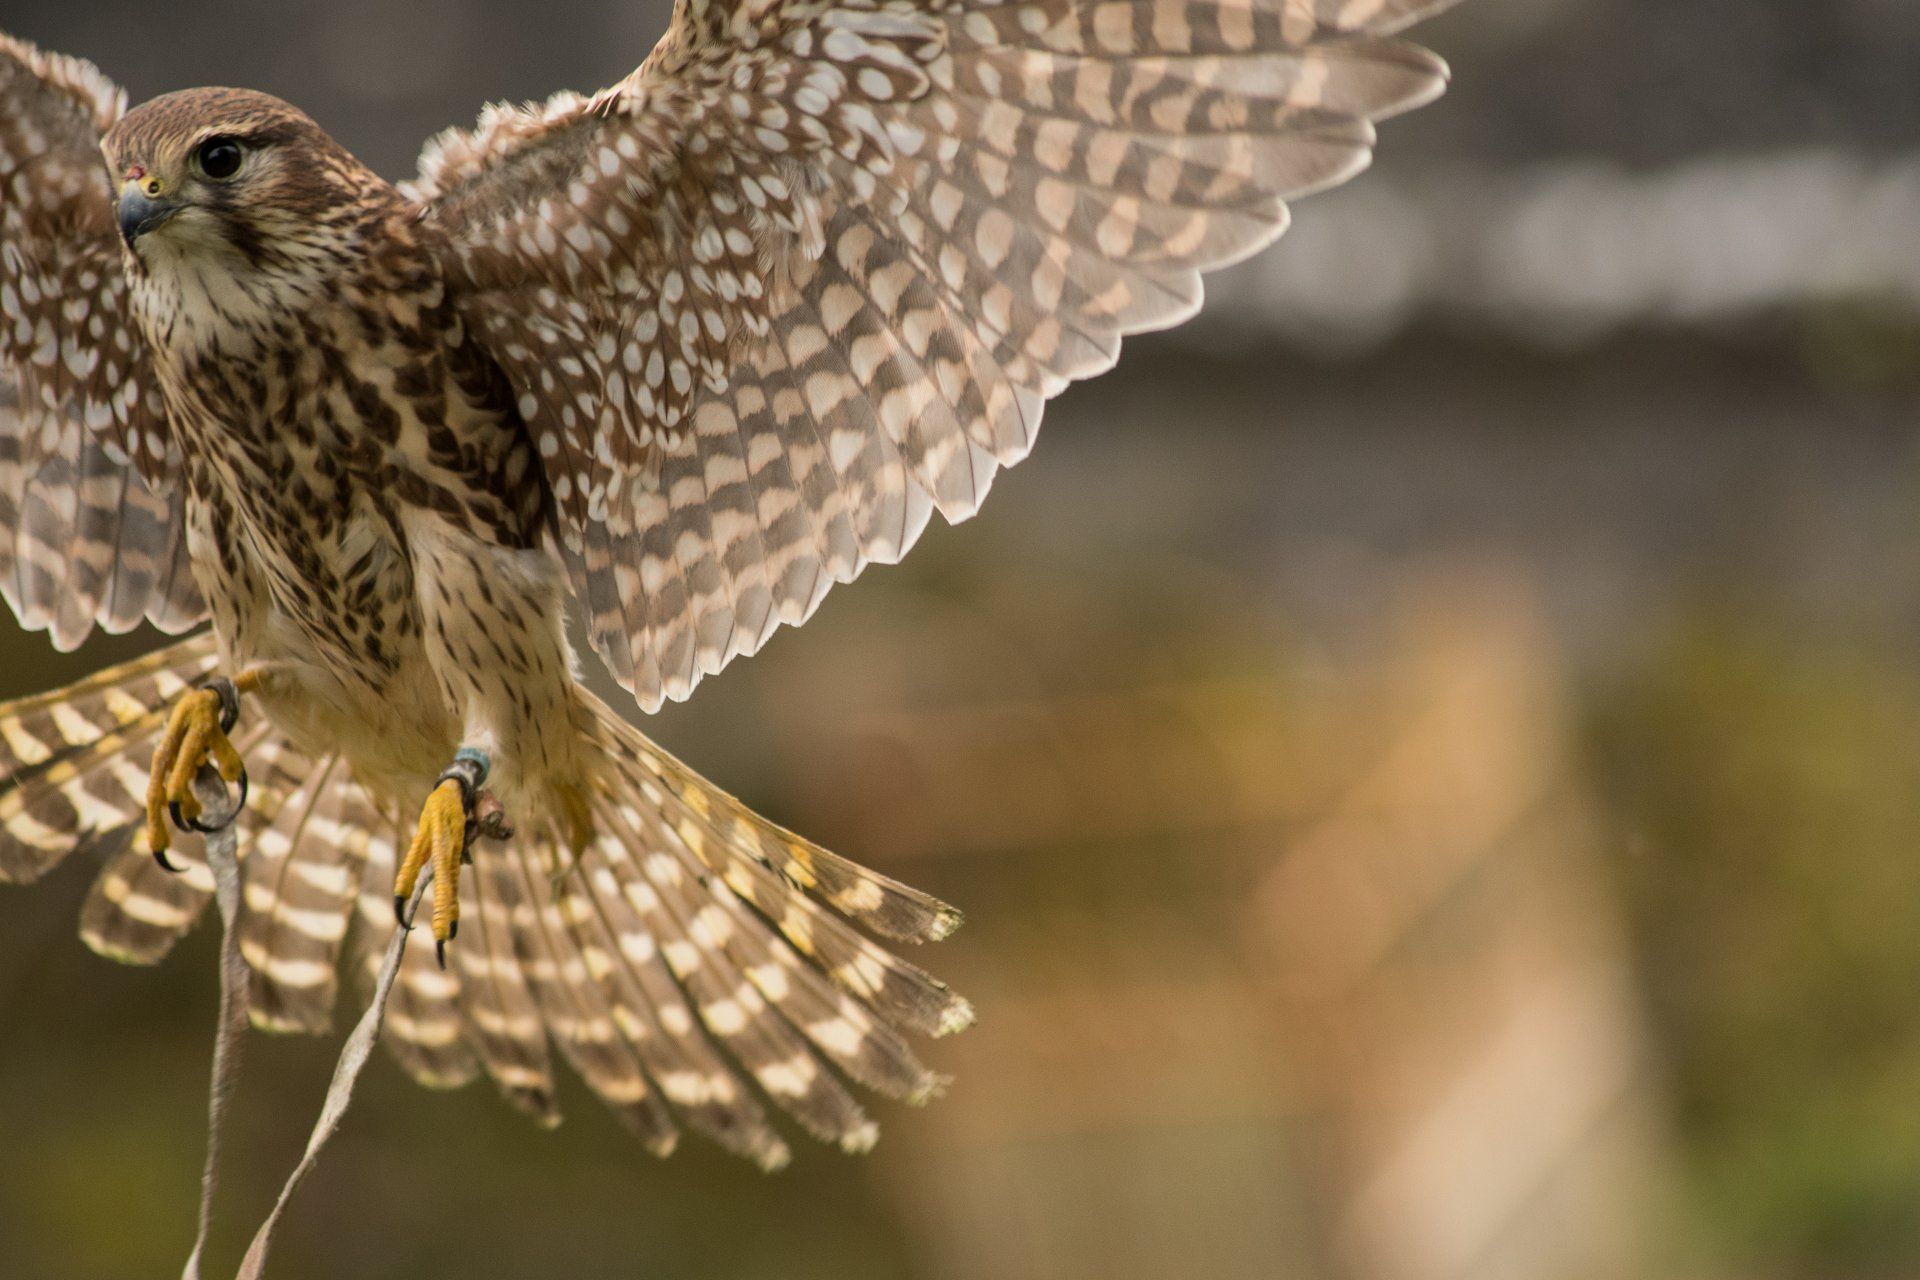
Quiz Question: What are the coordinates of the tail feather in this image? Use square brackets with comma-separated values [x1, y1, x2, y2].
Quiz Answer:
[80, 836, 209, 964]
[614, 762, 973, 1040]
[3, 744, 153, 886]
[599, 794, 881, 1156]
[495, 842, 681, 1152]
[240, 754, 370, 1033]
[5, 645, 972, 1163]
[443, 848, 560, 1120]
[617, 784, 948, 1109]
[354, 826, 485, 1092]
[0, 633, 305, 967]
[0, 636, 219, 883]
[593, 716, 974, 1040]
[594, 714, 962, 944]
[707, 829, 971, 1041]
[79, 719, 294, 965]
[559, 851, 791, 1167]
[697, 866, 943, 1105]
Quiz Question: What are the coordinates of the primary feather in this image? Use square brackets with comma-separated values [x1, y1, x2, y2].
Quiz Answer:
[0, 0, 1458, 1161]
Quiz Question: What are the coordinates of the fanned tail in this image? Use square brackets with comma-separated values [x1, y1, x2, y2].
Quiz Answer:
[0, 635, 366, 992]
[354, 821, 493, 1095]
[0, 635, 265, 966]
[2, 648, 970, 1162]
[82, 720, 307, 965]
[364, 691, 974, 1163]
[584, 707, 965, 945]
[0, 636, 219, 885]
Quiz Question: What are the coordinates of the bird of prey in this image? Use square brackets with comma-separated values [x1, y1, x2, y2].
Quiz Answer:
[0, 0, 1457, 1164]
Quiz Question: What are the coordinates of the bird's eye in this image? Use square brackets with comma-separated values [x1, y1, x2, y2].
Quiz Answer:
[195, 137, 245, 181]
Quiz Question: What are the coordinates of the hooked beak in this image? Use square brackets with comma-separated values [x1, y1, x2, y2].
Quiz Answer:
[117, 182, 180, 248]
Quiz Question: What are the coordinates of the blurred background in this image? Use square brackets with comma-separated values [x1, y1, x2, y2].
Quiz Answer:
[2, 1, 1919, 1277]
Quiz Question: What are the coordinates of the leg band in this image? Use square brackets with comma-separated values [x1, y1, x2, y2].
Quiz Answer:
[194, 675, 242, 734]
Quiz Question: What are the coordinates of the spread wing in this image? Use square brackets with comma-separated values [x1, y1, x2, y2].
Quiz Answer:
[411, 0, 1457, 710]
[0, 34, 202, 647]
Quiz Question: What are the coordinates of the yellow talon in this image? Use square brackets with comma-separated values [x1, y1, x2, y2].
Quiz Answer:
[145, 680, 248, 867]
[397, 778, 469, 966]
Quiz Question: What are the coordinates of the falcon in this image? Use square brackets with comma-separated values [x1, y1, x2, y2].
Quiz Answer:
[0, 0, 1458, 1163]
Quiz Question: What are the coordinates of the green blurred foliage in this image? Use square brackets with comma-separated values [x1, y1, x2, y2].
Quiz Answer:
[1591, 608, 1920, 1275]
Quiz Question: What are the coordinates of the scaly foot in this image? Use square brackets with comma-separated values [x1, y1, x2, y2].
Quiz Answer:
[145, 675, 252, 870]
[395, 750, 497, 968]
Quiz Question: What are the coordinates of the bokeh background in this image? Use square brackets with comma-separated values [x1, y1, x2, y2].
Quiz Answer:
[2, 1, 1919, 1277]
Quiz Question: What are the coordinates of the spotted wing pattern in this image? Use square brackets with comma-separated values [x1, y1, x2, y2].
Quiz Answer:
[0, 35, 200, 648]
[412, 0, 1456, 710]
[0, 0, 1458, 1166]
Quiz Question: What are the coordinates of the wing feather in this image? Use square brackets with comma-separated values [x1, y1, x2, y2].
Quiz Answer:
[414, 0, 1458, 709]
[0, 34, 199, 646]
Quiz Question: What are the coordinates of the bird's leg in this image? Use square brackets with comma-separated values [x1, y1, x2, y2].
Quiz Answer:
[396, 748, 510, 967]
[145, 670, 262, 870]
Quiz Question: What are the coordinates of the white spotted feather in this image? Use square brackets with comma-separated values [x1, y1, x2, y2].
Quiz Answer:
[409, 0, 1459, 710]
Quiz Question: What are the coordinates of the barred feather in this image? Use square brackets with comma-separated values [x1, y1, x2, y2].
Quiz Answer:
[355, 822, 488, 1094]
[412, 0, 1457, 712]
[587, 709, 962, 944]
[0, 0, 1460, 1168]
[0, 637, 218, 885]
[252, 687, 965, 1161]
[3, 646, 965, 1164]
[444, 842, 561, 1120]
[0, 637, 340, 977]
[0, 384, 203, 650]
[76, 717, 283, 965]
[687, 863, 944, 1106]
[599, 794, 881, 1154]
[0, 34, 188, 553]
[0, 36, 201, 650]
[599, 740, 973, 1040]
[556, 850, 790, 1166]
[496, 840, 681, 1153]
[408, 0, 1451, 710]
[79, 839, 208, 963]
[239, 754, 375, 1033]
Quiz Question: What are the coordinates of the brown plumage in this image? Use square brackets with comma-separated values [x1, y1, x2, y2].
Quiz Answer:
[0, 0, 1458, 1164]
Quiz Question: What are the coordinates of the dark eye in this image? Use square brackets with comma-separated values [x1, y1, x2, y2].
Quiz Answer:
[195, 137, 244, 180]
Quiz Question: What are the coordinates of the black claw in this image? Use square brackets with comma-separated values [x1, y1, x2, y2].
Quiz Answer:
[153, 847, 181, 874]
[435, 939, 448, 969]
[394, 895, 410, 928]
[448, 918, 459, 940]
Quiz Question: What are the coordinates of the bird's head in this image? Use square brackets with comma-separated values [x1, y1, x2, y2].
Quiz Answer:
[102, 87, 376, 276]
[101, 87, 390, 355]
